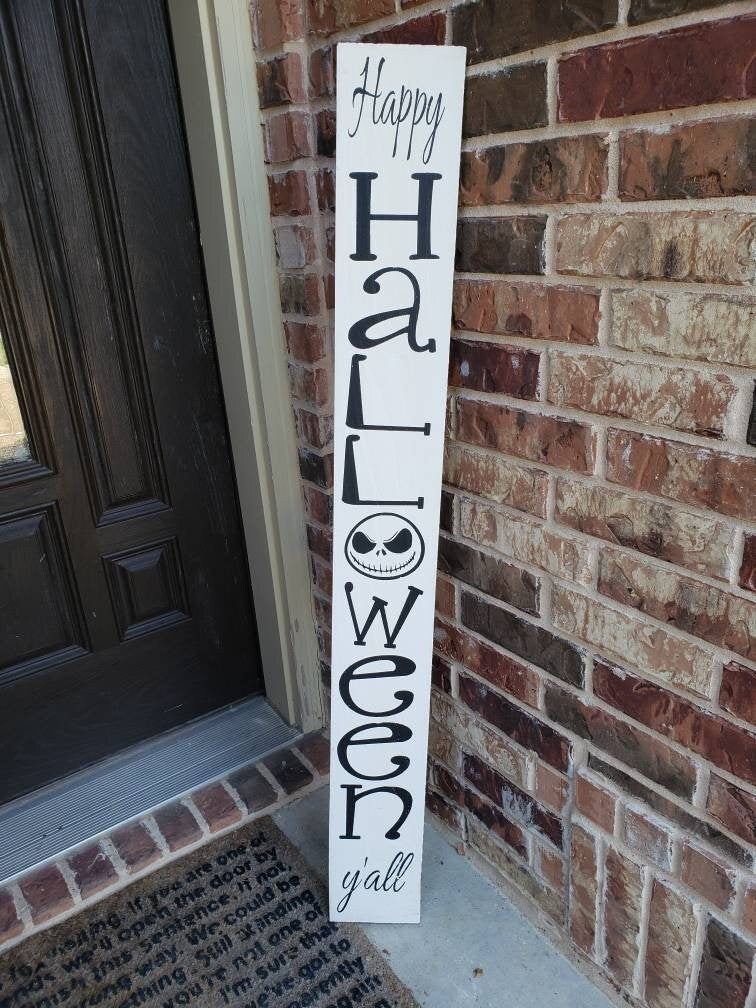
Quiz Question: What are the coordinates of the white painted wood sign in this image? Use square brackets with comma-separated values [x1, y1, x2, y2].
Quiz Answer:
[328, 41, 466, 923]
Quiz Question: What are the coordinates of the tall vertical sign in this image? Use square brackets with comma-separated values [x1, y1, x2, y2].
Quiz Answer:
[329, 42, 466, 923]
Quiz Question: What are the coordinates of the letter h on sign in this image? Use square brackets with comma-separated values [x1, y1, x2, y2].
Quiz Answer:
[328, 43, 465, 924]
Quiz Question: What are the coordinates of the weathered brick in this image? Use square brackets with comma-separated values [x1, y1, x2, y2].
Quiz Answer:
[264, 111, 312, 164]
[558, 17, 756, 122]
[620, 119, 755, 200]
[19, 865, 74, 925]
[555, 477, 731, 579]
[599, 551, 756, 661]
[535, 762, 568, 813]
[606, 428, 756, 521]
[681, 843, 735, 910]
[306, 522, 331, 561]
[464, 786, 529, 858]
[463, 590, 585, 687]
[459, 671, 571, 771]
[443, 441, 548, 517]
[431, 654, 453, 695]
[452, 0, 615, 64]
[297, 732, 330, 776]
[720, 661, 756, 726]
[0, 889, 23, 945]
[432, 690, 529, 785]
[435, 577, 456, 621]
[454, 279, 600, 345]
[460, 136, 607, 206]
[449, 338, 540, 398]
[257, 52, 305, 108]
[263, 748, 313, 794]
[307, 0, 394, 34]
[544, 684, 697, 798]
[426, 789, 465, 833]
[456, 217, 546, 274]
[251, 0, 304, 48]
[109, 822, 160, 874]
[629, 0, 738, 25]
[308, 46, 335, 99]
[740, 534, 756, 592]
[285, 321, 326, 364]
[743, 886, 756, 934]
[706, 775, 756, 845]
[570, 824, 598, 956]
[314, 108, 335, 157]
[548, 353, 734, 437]
[363, 10, 446, 44]
[280, 273, 320, 316]
[576, 773, 617, 833]
[556, 211, 755, 284]
[610, 289, 756, 368]
[624, 807, 671, 867]
[695, 916, 754, 1008]
[434, 619, 540, 707]
[438, 537, 540, 614]
[460, 498, 593, 585]
[288, 362, 328, 406]
[555, 586, 714, 696]
[227, 764, 277, 815]
[192, 783, 242, 833]
[268, 170, 310, 216]
[534, 843, 564, 890]
[68, 843, 118, 899]
[604, 849, 643, 990]
[464, 752, 563, 847]
[153, 802, 202, 852]
[275, 224, 317, 269]
[645, 881, 697, 1008]
[457, 399, 595, 474]
[439, 492, 455, 535]
[462, 65, 547, 138]
[315, 168, 334, 212]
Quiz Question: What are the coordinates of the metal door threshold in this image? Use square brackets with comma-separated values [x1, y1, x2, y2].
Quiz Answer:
[0, 695, 300, 881]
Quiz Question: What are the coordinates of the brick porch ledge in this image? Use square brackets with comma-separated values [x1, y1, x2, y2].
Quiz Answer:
[0, 732, 330, 954]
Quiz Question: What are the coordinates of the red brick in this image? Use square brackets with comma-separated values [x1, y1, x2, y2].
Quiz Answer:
[288, 362, 329, 407]
[576, 774, 616, 833]
[449, 339, 540, 399]
[599, 551, 756, 662]
[435, 576, 456, 620]
[153, 802, 202, 852]
[457, 399, 595, 474]
[740, 534, 756, 592]
[307, 0, 394, 35]
[0, 889, 23, 945]
[463, 784, 529, 859]
[433, 619, 540, 706]
[297, 732, 330, 775]
[548, 354, 734, 437]
[268, 170, 310, 216]
[535, 843, 565, 890]
[19, 865, 73, 925]
[645, 881, 697, 1008]
[315, 168, 334, 212]
[314, 108, 335, 157]
[452, 0, 615, 64]
[570, 824, 598, 956]
[295, 408, 332, 452]
[453, 279, 600, 345]
[309, 46, 335, 99]
[558, 16, 756, 122]
[426, 789, 464, 833]
[285, 321, 326, 364]
[603, 849, 643, 989]
[192, 783, 242, 833]
[681, 843, 734, 910]
[706, 775, 756, 845]
[67, 843, 118, 899]
[695, 916, 754, 1008]
[456, 217, 546, 274]
[264, 111, 312, 164]
[228, 764, 278, 814]
[460, 136, 607, 206]
[743, 885, 756, 934]
[302, 481, 331, 525]
[263, 748, 313, 793]
[280, 273, 320, 316]
[298, 447, 333, 488]
[624, 807, 671, 868]
[438, 538, 540, 615]
[364, 11, 446, 44]
[257, 52, 306, 108]
[620, 118, 755, 200]
[720, 661, 756, 726]
[306, 522, 331, 561]
[594, 662, 753, 784]
[109, 822, 161, 874]
[462, 65, 547, 139]
[606, 428, 756, 521]
[443, 442, 549, 517]
[534, 762, 569, 814]
[251, 0, 304, 48]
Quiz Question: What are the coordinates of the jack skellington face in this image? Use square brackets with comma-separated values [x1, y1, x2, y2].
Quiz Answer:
[345, 513, 425, 580]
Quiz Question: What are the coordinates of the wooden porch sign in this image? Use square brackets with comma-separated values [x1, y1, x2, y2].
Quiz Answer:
[329, 42, 465, 923]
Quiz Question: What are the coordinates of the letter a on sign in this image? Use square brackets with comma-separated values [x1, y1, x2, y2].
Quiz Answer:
[329, 43, 465, 923]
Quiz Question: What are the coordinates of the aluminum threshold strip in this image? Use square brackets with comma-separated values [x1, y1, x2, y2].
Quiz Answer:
[0, 695, 300, 881]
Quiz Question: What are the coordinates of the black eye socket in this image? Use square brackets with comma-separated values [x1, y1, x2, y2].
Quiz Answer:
[384, 529, 413, 553]
[351, 531, 376, 554]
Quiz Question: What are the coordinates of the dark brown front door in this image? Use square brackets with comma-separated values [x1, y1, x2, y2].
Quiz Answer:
[0, 0, 262, 804]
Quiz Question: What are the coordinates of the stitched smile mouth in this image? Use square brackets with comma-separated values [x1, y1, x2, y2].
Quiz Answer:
[349, 550, 417, 575]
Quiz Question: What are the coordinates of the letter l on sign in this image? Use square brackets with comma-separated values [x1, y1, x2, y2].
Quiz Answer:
[328, 43, 466, 923]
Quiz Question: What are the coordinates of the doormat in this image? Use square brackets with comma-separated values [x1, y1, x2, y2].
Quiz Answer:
[0, 819, 418, 1008]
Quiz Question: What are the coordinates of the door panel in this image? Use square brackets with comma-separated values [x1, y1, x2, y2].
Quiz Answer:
[0, 0, 262, 803]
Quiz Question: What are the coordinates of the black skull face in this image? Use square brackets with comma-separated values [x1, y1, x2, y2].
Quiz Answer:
[345, 513, 424, 580]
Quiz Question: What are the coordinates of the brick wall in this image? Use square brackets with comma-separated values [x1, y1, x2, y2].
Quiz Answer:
[250, 1, 756, 1004]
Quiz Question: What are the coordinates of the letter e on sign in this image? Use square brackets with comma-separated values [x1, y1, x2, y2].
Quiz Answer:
[328, 43, 465, 924]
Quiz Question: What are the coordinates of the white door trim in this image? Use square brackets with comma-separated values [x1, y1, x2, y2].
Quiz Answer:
[167, 0, 323, 731]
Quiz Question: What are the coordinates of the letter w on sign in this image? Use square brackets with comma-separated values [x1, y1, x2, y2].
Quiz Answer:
[329, 43, 465, 924]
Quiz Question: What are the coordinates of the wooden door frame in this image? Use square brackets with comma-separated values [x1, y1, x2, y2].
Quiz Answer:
[167, 0, 323, 732]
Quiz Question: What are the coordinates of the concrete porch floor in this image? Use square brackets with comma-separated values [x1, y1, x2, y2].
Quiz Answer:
[275, 787, 613, 1008]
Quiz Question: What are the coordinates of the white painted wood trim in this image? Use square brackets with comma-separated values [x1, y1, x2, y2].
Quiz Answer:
[167, 0, 323, 731]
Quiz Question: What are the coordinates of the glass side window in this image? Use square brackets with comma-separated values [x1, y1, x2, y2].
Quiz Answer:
[0, 331, 30, 464]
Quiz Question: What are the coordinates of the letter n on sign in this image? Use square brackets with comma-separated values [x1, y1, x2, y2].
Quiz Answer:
[329, 43, 465, 923]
